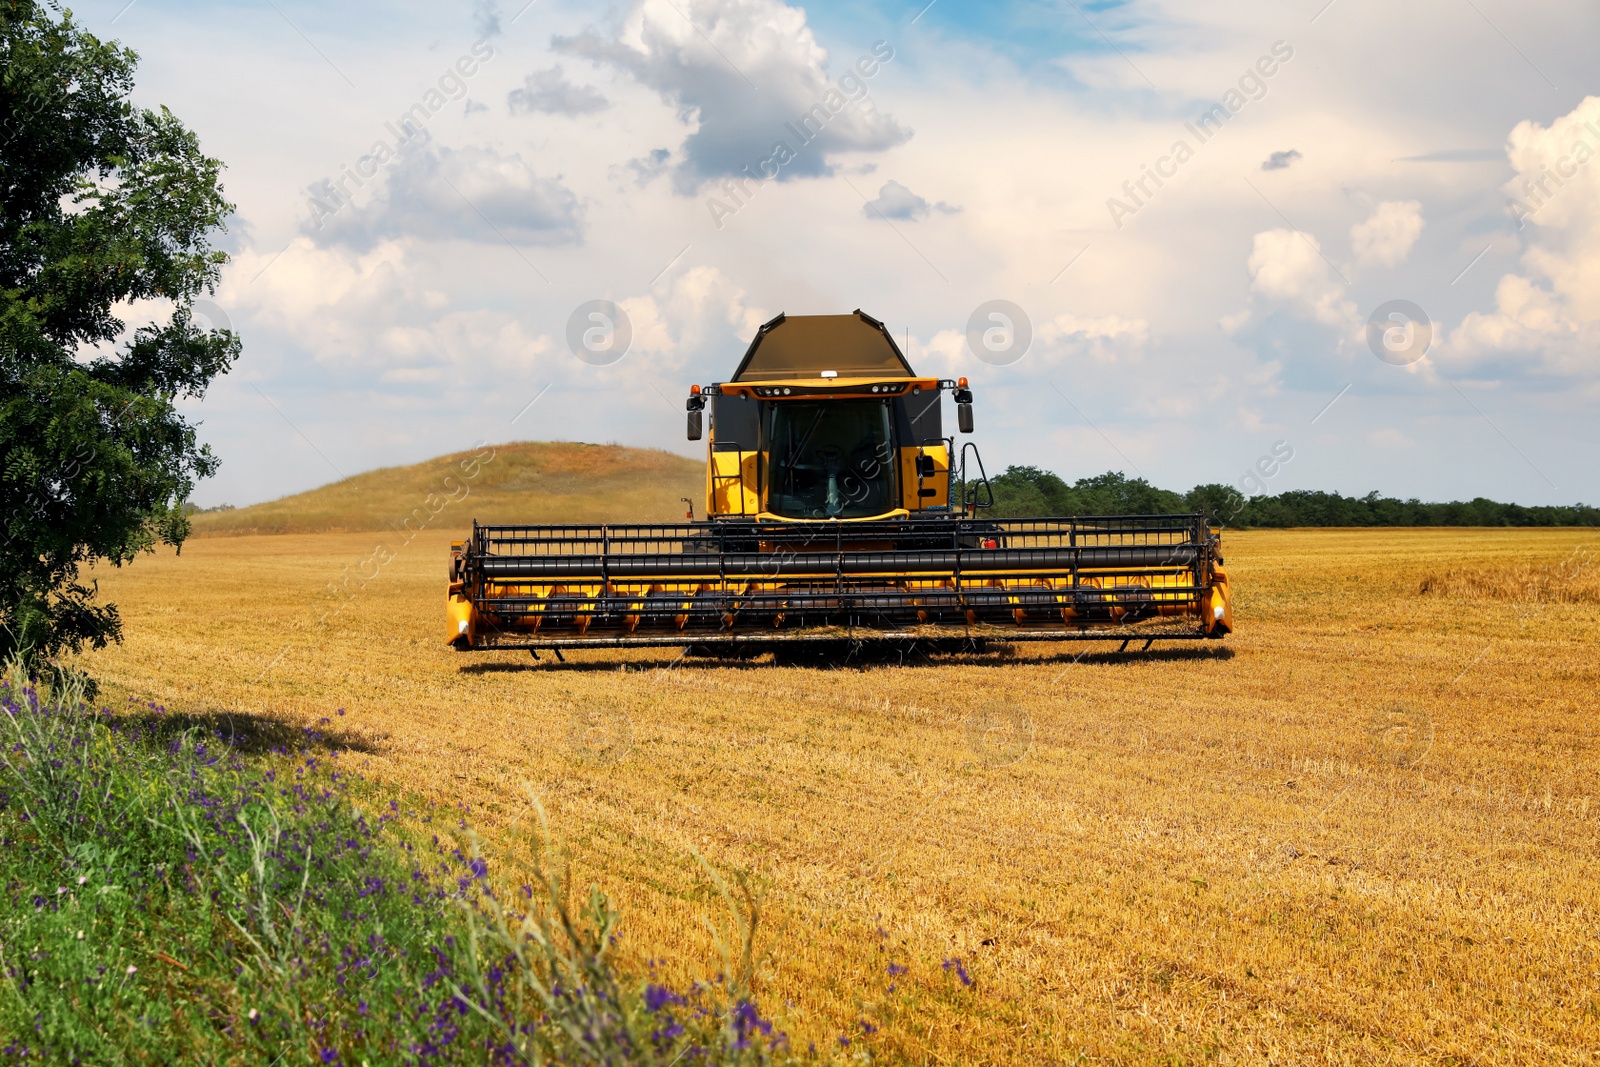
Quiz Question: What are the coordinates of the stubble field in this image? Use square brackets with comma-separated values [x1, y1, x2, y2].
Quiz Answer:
[81, 526, 1599, 1065]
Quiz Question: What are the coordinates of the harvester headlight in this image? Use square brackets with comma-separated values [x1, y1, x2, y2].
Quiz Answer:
[458, 619, 469, 634]
[782, 387, 792, 395]
[1213, 605, 1225, 620]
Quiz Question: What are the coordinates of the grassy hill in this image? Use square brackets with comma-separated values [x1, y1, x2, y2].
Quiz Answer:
[190, 441, 703, 536]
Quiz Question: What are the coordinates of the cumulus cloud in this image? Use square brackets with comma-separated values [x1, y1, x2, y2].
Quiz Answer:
[614, 147, 672, 186]
[1260, 149, 1301, 171]
[1446, 96, 1600, 378]
[1038, 313, 1149, 364]
[1351, 200, 1424, 269]
[861, 180, 960, 221]
[307, 139, 582, 249]
[616, 265, 769, 373]
[1239, 228, 1357, 331]
[221, 237, 550, 379]
[509, 67, 609, 116]
[555, 0, 909, 192]
[910, 312, 1147, 377]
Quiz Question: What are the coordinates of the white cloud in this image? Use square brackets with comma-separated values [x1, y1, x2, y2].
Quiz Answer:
[1351, 200, 1424, 269]
[1038, 313, 1149, 364]
[862, 179, 960, 221]
[222, 237, 548, 378]
[918, 328, 967, 375]
[617, 265, 769, 374]
[1447, 96, 1600, 377]
[555, 0, 908, 192]
[509, 67, 609, 116]
[907, 312, 1147, 377]
[309, 139, 582, 249]
[1243, 228, 1357, 330]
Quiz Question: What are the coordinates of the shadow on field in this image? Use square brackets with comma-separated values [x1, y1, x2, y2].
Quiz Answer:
[1041, 645, 1235, 667]
[113, 702, 378, 756]
[456, 640, 1234, 675]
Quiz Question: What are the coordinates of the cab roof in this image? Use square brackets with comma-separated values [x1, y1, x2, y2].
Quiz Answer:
[730, 311, 916, 382]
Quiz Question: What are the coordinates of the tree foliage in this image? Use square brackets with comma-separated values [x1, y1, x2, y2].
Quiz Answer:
[989, 465, 1598, 528]
[1, 0, 239, 666]
[989, 465, 1186, 517]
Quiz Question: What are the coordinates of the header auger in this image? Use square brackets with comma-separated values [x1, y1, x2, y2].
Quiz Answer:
[447, 310, 1231, 653]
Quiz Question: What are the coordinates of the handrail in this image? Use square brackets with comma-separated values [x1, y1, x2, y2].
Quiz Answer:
[959, 442, 995, 512]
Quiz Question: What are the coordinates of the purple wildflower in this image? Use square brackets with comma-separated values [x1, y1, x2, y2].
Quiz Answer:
[644, 984, 685, 1013]
[942, 957, 973, 986]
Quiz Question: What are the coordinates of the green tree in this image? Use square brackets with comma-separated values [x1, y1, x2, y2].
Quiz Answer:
[1067, 471, 1186, 515]
[1184, 483, 1249, 528]
[990, 464, 1069, 516]
[1, 1, 239, 669]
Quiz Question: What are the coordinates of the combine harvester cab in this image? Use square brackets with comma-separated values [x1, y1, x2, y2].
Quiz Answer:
[447, 310, 1231, 654]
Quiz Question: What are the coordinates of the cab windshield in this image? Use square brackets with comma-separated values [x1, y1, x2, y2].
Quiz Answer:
[766, 400, 897, 518]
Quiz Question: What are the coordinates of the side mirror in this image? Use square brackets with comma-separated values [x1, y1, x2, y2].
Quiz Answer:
[957, 402, 974, 434]
[687, 409, 702, 441]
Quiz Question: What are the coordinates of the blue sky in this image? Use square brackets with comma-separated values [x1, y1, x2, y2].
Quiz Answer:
[78, 0, 1600, 507]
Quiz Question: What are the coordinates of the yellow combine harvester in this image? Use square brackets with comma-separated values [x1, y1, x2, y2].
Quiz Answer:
[447, 311, 1231, 654]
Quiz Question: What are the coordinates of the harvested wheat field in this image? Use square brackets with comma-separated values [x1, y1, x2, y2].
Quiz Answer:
[80, 519, 1598, 1065]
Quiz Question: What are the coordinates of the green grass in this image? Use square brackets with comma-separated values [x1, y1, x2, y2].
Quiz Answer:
[0, 663, 797, 1064]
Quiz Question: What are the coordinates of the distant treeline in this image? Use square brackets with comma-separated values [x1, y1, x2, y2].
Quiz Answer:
[989, 467, 1599, 528]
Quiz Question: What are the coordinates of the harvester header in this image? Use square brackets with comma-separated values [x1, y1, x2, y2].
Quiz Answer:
[448, 310, 1231, 654]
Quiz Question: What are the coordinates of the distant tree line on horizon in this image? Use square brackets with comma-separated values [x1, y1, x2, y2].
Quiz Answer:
[987, 466, 1599, 528]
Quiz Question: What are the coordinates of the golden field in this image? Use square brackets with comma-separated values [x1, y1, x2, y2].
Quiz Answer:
[79, 517, 1599, 1065]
